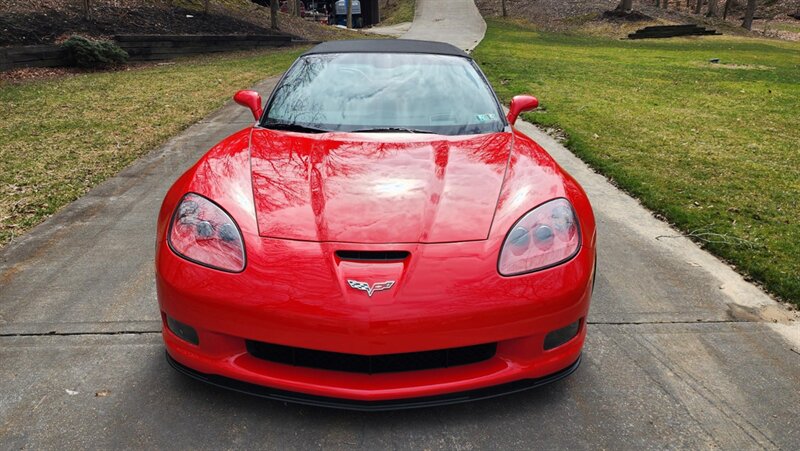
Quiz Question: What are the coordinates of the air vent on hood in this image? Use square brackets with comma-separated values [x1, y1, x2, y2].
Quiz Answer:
[335, 250, 410, 262]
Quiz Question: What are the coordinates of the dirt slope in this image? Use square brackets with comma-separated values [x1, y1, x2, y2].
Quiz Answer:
[475, 0, 800, 39]
[0, 0, 365, 46]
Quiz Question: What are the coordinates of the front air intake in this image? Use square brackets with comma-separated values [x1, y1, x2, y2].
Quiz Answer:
[246, 341, 497, 374]
[335, 250, 410, 262]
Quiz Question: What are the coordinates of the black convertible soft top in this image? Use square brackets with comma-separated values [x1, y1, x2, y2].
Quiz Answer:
[302, 39, 470, 58]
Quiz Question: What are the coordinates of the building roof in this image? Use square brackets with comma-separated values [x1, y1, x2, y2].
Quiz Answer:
[302, 39, 470, 58]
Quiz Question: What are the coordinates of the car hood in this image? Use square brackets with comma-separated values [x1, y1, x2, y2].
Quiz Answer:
[249, 129, 513, 243]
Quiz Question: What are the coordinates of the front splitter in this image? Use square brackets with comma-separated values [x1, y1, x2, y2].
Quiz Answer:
[166, 352, 581, 411]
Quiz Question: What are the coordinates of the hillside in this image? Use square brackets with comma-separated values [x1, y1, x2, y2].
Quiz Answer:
[475, 0, 800, 40]
[0, 0, 365, 46]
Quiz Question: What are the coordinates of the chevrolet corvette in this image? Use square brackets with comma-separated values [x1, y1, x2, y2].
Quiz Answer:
[156, 39, 596, 410]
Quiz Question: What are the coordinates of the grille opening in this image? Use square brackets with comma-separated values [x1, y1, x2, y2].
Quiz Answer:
[246, 341, 497, 374]
[544, 320, 581, 350]
[335, 250, 410, 262]
[166, 315, 199, 345]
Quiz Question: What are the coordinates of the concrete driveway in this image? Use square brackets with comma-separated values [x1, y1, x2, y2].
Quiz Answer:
[403, 0, 486, 51]
[2, 1, 800, 449]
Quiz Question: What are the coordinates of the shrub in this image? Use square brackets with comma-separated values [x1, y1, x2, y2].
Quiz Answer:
[61, 35, 129, 69]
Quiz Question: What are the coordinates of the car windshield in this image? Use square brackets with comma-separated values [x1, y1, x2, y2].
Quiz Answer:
[262, 53, 505, 135]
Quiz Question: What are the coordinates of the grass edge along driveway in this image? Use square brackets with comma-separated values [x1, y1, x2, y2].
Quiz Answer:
[0, 46, 305, 247]
[473, 19, 800, 305]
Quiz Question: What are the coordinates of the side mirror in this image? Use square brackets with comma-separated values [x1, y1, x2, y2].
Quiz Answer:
[507, 95, 539, 126]
[234, 90, 263, 121]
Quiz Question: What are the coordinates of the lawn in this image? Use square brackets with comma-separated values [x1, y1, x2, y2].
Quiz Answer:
[380, 0, 415, 25]
[473, 19, 800, 304]
[0, 47, 304, 246]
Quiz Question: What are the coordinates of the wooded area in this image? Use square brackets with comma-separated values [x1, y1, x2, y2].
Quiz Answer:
[616, 0, 760, 29]
[73, 1, 367, 31]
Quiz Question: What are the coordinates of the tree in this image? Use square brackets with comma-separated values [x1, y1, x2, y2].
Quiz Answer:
[296, 0, 302, 17]
[502, 0, 508, 17]
[347, 0, 353, 28]
[706, 0, 718, 16]
[616, 0, 633, 11]
[204, 0, 210, 15]
[742, 0, 756, 29]
[722, 0, 733, 19]
[82, 0, 90, 20]
[694, 0, 703, 14]
[271, 0, 279, 29]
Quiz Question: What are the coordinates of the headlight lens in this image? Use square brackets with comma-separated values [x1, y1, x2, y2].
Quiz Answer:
[168, 193, 245, 272]
[498, 198, 580, 276]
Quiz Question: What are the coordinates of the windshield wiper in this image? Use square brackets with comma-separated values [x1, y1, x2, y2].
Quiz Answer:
[263, 121, 329, 134]
[351, 127, 436, 134]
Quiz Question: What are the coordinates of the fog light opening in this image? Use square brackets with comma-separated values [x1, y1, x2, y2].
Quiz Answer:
[166, 315, 199, 345]
[544, 320, 581, 351]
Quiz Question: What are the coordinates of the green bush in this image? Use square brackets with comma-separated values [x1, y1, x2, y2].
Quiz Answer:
[61, 35, 129, 69]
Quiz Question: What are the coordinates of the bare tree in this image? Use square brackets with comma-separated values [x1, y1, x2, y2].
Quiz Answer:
[663, 0, 669, 8]
[742, 0, 756, 29]
[82, 0, 90, 20]
[204, 0, 210, 15]
[722, 0, 733, 19]
[347, 0, 353, 28]
[706, 0, 718, 16]
[694, 0, 703, 14]
[271, 0, 279, 29]
[502, 0, 508, 16]
[296, 0, 302, 17]
[616, 0, 633, 11]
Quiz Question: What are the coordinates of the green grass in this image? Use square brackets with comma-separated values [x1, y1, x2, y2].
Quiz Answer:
[0, 47, 304, 245]
[381, 0, 415, 25]
[473, 19, 800, 304]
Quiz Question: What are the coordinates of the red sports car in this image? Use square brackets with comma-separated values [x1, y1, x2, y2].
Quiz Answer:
[156, 40, 596, 410]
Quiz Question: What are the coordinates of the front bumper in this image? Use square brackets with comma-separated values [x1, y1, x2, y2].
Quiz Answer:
[167, 351, 582, 411]
[157, 236, 594, 406]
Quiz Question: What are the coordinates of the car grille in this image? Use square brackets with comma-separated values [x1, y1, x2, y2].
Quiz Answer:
[245, 340, 497, 374]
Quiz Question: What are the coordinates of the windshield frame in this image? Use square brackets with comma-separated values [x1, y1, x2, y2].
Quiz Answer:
[257, 52, 509, 135]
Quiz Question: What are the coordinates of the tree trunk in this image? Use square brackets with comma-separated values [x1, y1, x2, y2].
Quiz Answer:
[347, 0, 353, 28]
[742, 0, 756, 29]
[694, 0, 702, 14]
[655, 0, 660, 8]
[204, 0, 210, 15]
[663, 0, 669, 9]
[502, 0, 508, 17]
[82, 0, 90, 20]
[617, 0, 633, 11]
[295, 0, 302, 17]
[722, 0, 732, 19]
[270, 0, 279, 29]
[706, 0, 718, 16]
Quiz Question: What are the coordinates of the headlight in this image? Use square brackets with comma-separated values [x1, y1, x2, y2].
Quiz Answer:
[168, 193, 245, 272]
[498, 198, 581, 276]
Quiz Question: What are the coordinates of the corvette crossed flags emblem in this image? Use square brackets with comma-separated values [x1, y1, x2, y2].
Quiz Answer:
[347, 280, 395, 297]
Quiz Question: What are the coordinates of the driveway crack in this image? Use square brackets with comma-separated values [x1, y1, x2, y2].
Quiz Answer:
[589, 319, 747, 325]
[0, 330, 161, 338]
